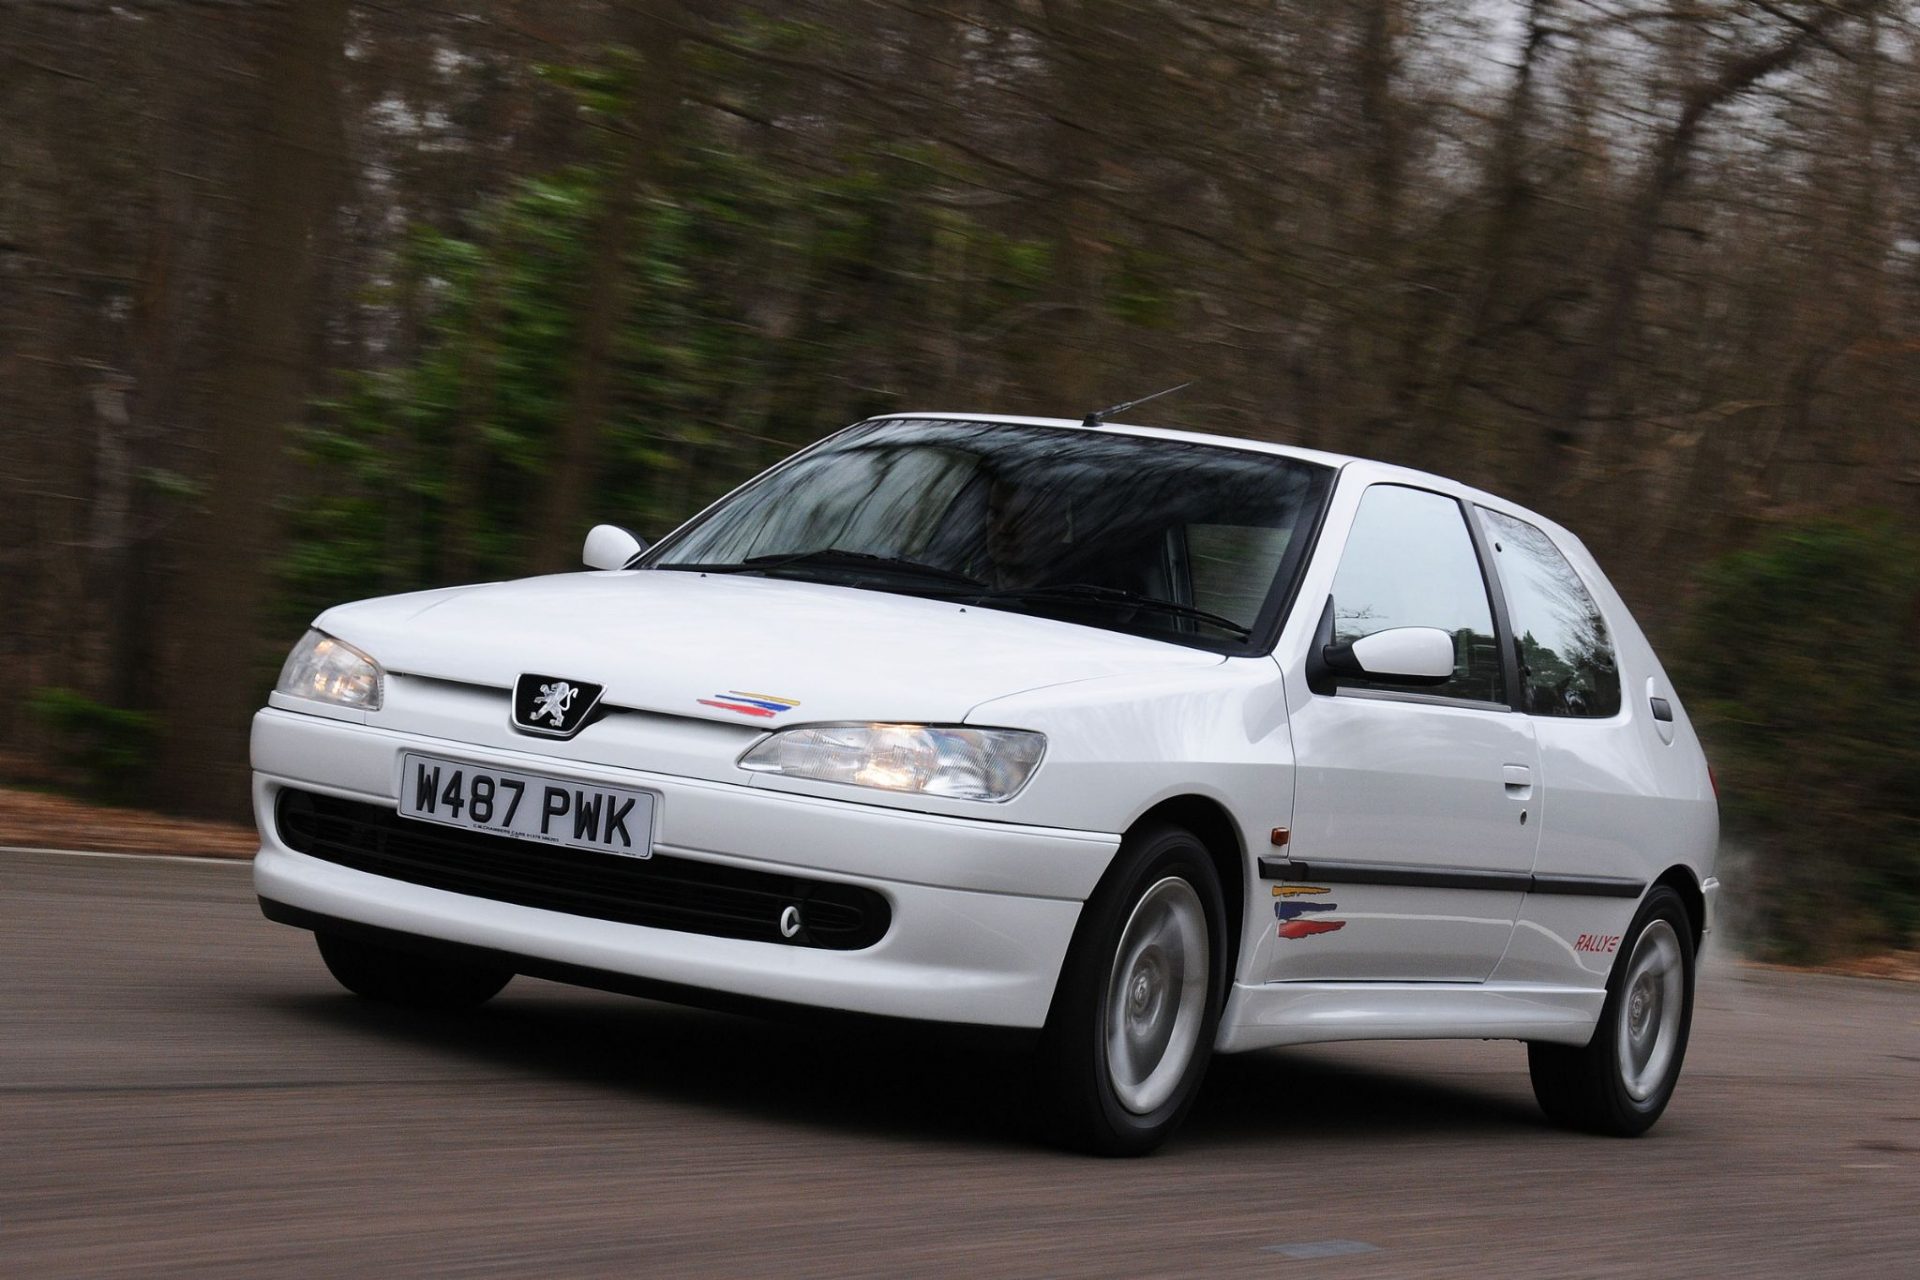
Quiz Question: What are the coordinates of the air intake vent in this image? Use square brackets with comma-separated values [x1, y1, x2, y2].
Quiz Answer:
[275, 789, 889, 950]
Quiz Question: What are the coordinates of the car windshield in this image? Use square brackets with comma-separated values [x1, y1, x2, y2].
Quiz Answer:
[647, 419, 1332, 652]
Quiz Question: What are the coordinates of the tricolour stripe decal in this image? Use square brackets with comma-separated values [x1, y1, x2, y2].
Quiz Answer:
[696, 690, 801, 719]
[698, 699, 777, 718]
[719, 691, 800, 712]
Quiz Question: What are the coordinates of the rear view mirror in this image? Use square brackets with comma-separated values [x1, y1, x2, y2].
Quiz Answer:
[582, 524, 647, 571]
[1321, 626, 1455, 685]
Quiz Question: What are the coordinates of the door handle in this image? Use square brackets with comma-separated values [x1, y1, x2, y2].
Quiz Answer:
[1502, 764, 1533, 797]
[1646, 676, 1677, 744]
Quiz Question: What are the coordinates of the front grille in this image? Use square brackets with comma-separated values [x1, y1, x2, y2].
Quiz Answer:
[275, 789, 890, 950]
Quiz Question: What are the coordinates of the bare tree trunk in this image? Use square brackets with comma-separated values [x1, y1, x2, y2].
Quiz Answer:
[86, 372, 146, 709]
[522, 2, 690, 574]
[153, 0, 349, 817]
[1851, 8, 1886, 335]
[1357, 0, 1404, 235]
[1547, 0, 1878, 480]
[1433, 0, 1551, 437]
[441, 260, 502, 584]
[112, 165, 187, 713]
[1035, 0, 1110, 412]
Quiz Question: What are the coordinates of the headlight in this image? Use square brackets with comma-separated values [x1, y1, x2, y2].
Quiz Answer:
[739, 724, 1045, 802]
[275, 629, 383, 711]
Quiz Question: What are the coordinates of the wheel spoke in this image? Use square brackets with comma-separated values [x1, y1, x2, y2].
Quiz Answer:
[1102, 877, 1209, 1115]
[1615, 919, 1686, 1103]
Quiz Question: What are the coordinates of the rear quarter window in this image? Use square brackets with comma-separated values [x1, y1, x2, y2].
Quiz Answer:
[1477, 507, 1622, 718]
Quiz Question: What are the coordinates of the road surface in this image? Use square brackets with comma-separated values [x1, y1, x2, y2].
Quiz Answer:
[3, 850, 1916, 1278]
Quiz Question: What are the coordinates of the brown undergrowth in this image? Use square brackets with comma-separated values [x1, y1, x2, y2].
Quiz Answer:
[0, 785, 256, 858]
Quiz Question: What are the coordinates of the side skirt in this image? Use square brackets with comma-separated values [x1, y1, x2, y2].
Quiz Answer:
[1214, 979, 1604, 1053]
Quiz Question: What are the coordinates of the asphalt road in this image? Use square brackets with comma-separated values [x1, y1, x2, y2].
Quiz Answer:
[3, 851, 1917, 1279]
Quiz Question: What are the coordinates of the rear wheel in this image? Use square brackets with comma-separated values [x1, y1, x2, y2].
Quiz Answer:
[1038, 824, 1226, 1156]
[316, 932, 512, 1011]
[1528, 886, 1695, 1135]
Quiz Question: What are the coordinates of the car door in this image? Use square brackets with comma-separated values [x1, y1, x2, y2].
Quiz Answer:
[1272, 482, 1539, 983]
[1474, 504, 1680, 987]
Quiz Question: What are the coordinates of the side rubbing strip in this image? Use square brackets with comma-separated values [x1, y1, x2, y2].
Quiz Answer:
[1258, 857, 1644, 899]
[1257, 858, 1528, 892]
[1528, 873, 1647, 899]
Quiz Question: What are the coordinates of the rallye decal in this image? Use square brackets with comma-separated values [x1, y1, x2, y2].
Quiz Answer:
[1273, 885, 1345, 938]
[697, 691, 800, 719]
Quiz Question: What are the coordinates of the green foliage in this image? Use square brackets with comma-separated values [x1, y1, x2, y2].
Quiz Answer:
[281, 39, 1065, 628]
[1680, 517, 1920, 958]
[281, 176, 594, 623]
[273, 31, 1920, 970]
[28, 688, 158, 804]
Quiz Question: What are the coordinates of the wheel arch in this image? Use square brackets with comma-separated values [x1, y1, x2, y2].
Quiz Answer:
[1652, 864, 1705, 952]
[1129, 795, 1246, 998]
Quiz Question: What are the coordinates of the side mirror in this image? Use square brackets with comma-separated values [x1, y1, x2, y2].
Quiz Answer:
[582, 524, 647, 571]
[1321, 626, 1455, 686]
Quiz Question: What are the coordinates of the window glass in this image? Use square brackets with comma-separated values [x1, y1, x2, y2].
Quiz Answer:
[1186, 524, 1293, 624]
[664, 445, 981, 566]
[1329, 485, 1504, 702]
[651, 420, 1329, 652]
[1477, 508, 1621, 717]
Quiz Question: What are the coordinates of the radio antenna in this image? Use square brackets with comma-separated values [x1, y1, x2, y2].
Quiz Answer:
[1082, 381, 1194, 428]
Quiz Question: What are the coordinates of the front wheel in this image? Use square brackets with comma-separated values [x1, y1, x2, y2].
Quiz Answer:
[317, 932, 513, 1011]
[1037, 824, 1227, 1156]
[1528, 885, 1695, 1136]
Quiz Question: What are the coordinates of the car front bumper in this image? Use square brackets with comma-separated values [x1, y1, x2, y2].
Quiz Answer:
[250, 708, 1120, 1028]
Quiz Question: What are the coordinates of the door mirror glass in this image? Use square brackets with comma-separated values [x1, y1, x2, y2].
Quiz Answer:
[1323, 626, 1456, 685]
[582, 524, 646, 571]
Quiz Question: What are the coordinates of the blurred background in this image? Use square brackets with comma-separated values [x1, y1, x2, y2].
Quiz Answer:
[0, 0, 1914, 962]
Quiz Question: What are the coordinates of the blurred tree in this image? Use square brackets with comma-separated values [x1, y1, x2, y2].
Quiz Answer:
[524, 0, 701, 574]
[1550, 0, 1888, 484]
[1681, 517, 1920, 957]
[151, 0, 352, 815]
[1, 0, 1918, 965]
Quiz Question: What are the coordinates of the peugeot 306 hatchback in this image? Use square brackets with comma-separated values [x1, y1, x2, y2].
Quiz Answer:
[254, 413, 1719, 1154]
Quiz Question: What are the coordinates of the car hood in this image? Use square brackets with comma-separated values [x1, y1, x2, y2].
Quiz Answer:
[314, 570, 1223, 726]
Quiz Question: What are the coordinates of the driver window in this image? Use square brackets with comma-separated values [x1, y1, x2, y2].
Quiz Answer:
[1329, 486, 1505, 703]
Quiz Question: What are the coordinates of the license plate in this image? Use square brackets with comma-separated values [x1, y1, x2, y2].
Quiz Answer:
[398, 753, 655, 858]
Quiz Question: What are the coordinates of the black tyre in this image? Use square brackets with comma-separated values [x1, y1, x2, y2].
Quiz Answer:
[316, 932, 512, 1011]
[1528, 885, 1695, 1136]
[1037, 823, 1228, 1156]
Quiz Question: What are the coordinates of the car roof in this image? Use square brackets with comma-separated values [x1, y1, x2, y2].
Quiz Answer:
[870, 411, 1354, 471]
[869, 412, 1548, 529]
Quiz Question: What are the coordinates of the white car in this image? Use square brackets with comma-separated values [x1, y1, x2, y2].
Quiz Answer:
[253, 413, 1719, 1154]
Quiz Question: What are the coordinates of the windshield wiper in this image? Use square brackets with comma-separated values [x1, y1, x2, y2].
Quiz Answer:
[658, 548, 985, 589]
[951, 583, 1252, 639]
